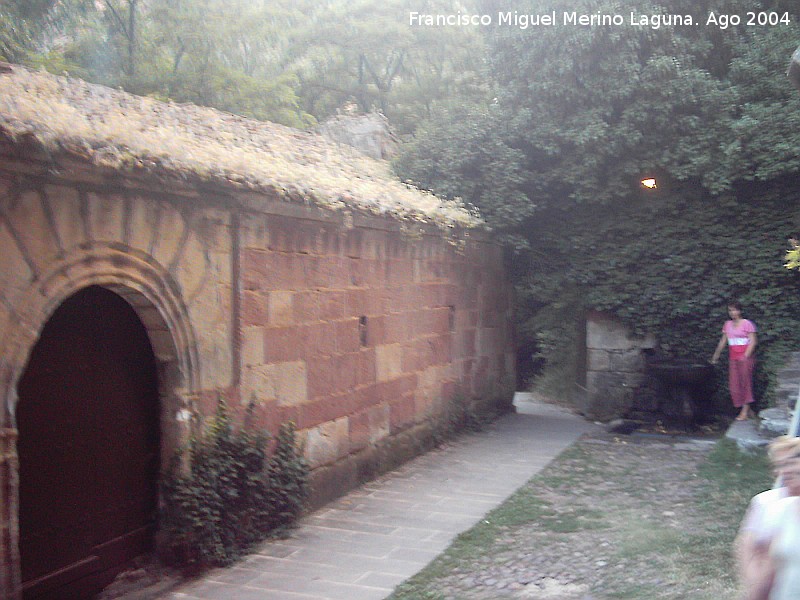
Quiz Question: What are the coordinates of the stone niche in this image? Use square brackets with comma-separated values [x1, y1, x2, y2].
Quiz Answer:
[581, 311, 657, 422]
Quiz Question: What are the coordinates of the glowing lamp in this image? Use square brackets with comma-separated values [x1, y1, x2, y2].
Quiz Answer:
[640, 178, 657, 189]
[789, 46, 800, 91]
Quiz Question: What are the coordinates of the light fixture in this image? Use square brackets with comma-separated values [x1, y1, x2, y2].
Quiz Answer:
[789, 46, 800, 91]
[640, 178, 657, 189]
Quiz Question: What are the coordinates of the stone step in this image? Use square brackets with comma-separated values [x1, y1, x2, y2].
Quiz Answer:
[727, 419, 770, 452]
[775, 369, 800, 380]
[759, 407, 792, 438]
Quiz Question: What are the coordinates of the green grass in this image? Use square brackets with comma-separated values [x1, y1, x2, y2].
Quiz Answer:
[388, 436, 774, 600]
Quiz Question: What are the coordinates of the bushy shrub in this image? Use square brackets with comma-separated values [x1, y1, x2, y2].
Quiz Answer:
[160, 410, 309, 569]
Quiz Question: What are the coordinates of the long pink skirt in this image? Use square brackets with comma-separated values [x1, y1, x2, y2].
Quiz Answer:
[729, 357, 755, 407]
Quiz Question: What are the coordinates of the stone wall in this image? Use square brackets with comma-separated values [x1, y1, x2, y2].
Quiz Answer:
[235, 201, 515, 505]
[0, 162, 514, 597]
[315, 112, 399, 160]
[581, 311, 656, 422]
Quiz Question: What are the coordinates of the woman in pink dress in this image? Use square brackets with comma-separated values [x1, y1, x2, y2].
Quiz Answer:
[711, 301, 758, 420]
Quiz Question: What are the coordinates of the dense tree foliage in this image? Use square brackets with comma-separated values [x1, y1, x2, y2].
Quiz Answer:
[288, 0, 490, 133]
[395, 0, 800, 402]
[0, 0, 488, 131]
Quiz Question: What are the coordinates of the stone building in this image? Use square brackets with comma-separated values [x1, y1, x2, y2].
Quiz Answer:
[0, 64, 514, 599]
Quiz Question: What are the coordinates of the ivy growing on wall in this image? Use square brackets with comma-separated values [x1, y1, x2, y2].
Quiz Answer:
[519, 180, 800, 406]
[394, 0, 800, 408]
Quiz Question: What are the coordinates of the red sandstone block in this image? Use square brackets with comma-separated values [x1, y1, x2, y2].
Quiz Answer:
[312, 322, 339, 356]
[264, 253, 305, 290]
[356, 349, 376, 387]
[242, 290, 269, 326]
[441, 381, 455, 402]
[387, 260, 414, 286]
[363, 259, 386, 287]
[267, 223, 292, 253]
[400, 373, 419, 395]
[242, 249, 271, 291]
[375, 373, 418, 401]
[374, 289, 393, 314]
[386, 286, 410, 312]
[346, 257, 365, 287]
[293, 291, 319, 323]
[384, 313, 411, 344]
[403, 287, 426, 312]
[389, 394, 416, 431]
[400, 342, 417, 373]
[458, 329, 477, 358]
[299, 224, 322, 256]
[268, 216, 318, 255]
[331, 257, 355, 289]
[196, 389, 221, 416]
[334, 319, 360, 354]
[319, 226, 340, 256]
[196, 386, 239, 420]
[240, 399, 279, 434]
[298, 397, 348, 430]
[365, 315, 386, 346]
[437, 284, 457, 308]
[348, 410, 371, 451]
[307, 356, 336, 400]
[332, 353, 358, 394]
[319, 291, 346, 320]
[364, 379, 389, 405]
[345, 288, 368, 316]
[344, 229, 364, 259]
[457, 310, 478, 328]
[319, 256, 347, 289]
[415, 307, 450, 335]
[276, 405, 300, 429]
[300, 255, 322, 288]
[415, 284, 437, 308]
[430, 334, 453, 364]
[263, 326, 307, 362]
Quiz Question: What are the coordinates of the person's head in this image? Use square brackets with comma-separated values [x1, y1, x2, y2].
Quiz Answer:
[727, 301, 743, 320]
[769, 436, 800, 489]
[781, 458, 800, 496]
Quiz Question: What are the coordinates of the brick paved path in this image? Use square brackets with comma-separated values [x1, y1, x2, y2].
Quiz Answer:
[163, 394, 597, 600]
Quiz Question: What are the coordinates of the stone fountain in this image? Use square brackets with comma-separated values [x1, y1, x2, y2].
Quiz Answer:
[646, 357, 717, 427]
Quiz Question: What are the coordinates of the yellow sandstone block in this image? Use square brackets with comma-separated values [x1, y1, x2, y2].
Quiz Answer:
[375, 343, 403, 382]
[86, 192, 125, 243]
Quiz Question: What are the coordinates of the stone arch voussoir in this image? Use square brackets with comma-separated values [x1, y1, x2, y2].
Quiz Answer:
[2, 242, 201, 425]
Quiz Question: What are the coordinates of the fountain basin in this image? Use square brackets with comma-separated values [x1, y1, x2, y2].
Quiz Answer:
[646, 358, 716, 426]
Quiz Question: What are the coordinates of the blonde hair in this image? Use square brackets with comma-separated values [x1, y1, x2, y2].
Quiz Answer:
[768, 436, 800, 463]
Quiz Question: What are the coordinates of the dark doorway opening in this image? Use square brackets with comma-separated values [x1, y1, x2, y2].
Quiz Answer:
[17, 285, 161, 599]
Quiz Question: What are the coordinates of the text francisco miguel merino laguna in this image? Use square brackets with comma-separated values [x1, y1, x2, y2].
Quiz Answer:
[409, 10, 792, 30]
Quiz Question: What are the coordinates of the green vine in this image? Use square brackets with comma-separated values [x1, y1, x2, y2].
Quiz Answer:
[523, 180, 800, 408]
[160, 407, 309, 570]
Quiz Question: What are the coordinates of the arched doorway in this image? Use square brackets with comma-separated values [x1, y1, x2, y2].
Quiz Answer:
[16, 286, 161, 599]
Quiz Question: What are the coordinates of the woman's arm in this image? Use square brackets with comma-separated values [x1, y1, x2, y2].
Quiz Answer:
[745, 332, 757, 358]
[711, 333, 727, 363]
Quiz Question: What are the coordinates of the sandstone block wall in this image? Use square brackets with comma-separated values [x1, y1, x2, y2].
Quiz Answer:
[0, 161, 514, 596]
[236, 208, 515, 504]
